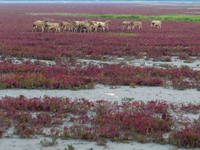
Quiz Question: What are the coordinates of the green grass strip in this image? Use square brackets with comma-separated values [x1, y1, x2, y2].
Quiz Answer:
[27, 13, 200, 22]
[80, 14, 200, 22]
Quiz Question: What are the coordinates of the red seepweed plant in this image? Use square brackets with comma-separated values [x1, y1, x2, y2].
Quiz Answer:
[0, 96, 200, 148]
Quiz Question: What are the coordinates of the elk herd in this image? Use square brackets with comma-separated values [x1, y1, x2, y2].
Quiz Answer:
[32, 18, 164, 33]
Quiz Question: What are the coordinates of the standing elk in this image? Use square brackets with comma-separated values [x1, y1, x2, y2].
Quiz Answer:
[47, 20, 64, 33]
[62, 20, 74, 32]
[132, 21, 143, 30]
[32, 18, 54, 32]
[91, 22, 99, 32]
[97, 20, 111, 32]
[73, 21, 85, 32]
[81, 20, 94, 32]
[91, 19, 102, 32]
[151, 19, 164, 29]
[122, 21, 133, 31]
[73, 20, 94, 32]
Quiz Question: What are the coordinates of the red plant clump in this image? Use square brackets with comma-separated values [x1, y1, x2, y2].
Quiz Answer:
[169, 119, 200, 148]
[0, 61, 199, 90]
[180, 102, 200, 114]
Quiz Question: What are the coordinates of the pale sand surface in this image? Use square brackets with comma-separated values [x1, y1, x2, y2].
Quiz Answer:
[0, 137, 178, 150]
[0, 84, 199, 103]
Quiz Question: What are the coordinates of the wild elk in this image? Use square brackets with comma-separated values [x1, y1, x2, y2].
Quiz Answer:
[32, 18, 54, 32]
[47, 20, 64, 33]
[80, 20, 94, 32]
[132, 21, 143, 30]
[73, 20, 94, 32]
[91, 19, 102, 32]
[122, 21, 133, 31]
[151, 19, 164, 29]
[97, 20, 111, 32]
[73, 21, 85, 32]
[62, 20, 74, 32]
[91, 22, 99, 32]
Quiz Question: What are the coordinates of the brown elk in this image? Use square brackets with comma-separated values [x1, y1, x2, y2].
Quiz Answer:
[83, 20, 94, 32]
[151, 19, 164, 29]
[97, 20, 111, 32]
[32, 18, 54, 32]
[62, 20, 74, 32]
[73, 21, 85, 32]
[122, 21, 133, 31]
[132, 21, 144, 30]
[91, 19, 102, 32]
[47, 20, 63, 33]
[73, 20, 94, 32]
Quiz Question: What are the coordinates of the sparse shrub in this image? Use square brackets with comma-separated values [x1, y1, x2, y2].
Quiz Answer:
[130, 82, 136, 88]
[197, 85, 200, 91]
[66, 144, 75, 150]
[122, 97, 135, 101]
[172, 79, 191, 90]
[40, 136, 58, 146]
[162, 57, 172, 62]
[96, 138, 107, 146]
[0, 83, 9, 89]
[184, 60, 193, 63]
[169, 122, 200, 148]
[178, 53, 189, 60]
[0, 130, 4, 138]
[14, 123, 36, 138]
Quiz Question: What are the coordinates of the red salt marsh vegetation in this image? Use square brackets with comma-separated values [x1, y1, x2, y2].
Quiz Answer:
[0, 96, 200, 148]
[0, 3, 200, 150]
[0, 60, 199, 90]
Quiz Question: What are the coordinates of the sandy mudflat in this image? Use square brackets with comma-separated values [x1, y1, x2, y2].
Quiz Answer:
[0, 137, 178, 150]
[0, 84, 199, 150]
[0, 84, 199, 103]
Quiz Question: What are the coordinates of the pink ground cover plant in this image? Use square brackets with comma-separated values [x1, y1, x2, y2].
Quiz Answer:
[169, 118, 200, 148]
[0, 61, 199, 90]
[180, 102, 200, 114]
[0, 95, 200, 148]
